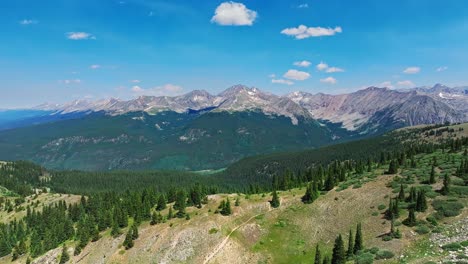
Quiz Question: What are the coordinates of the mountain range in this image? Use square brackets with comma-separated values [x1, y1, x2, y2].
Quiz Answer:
[0, 83, 466, 170]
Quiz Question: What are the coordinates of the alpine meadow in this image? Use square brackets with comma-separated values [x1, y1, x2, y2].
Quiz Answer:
[1, 1, 468, 264]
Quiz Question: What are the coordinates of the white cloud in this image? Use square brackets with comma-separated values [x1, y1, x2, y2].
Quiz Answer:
[283, 69, 310, 81]
[89, 64, 101, 69]
[297, 3, 309, 8]
[211, 1, 257, 26]
[293, 60, 311, 67]
[131, 84, 184, 96]
[66, 32, 96, 40]
[131, 80, 141, 83]
[60, 79, 82, 84]
[397, 80, 415, 87]
[268, 74, 276, 78]
[326, 67, 344, 73]
[19, 19, 38, 25]
[272, 79, 294, 85]
[320, 77, 337, 84]
[281, 25, 342, 39]
[379, 81, 394, 89]
[403, 67, 420, 74]
[436, 66, 448, 72]
[316, 62, 328, 71]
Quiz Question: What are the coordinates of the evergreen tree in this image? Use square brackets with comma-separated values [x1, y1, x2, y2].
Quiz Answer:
[441, 173, 451, 195]
[429, 166, 436, 184]
[403, 208, 417, 227]
[235, 196, 240, 207]
[346, 229, 354, 258]
[156, 195, 167, 211]
[111, 219, 120, 237]
[131, 223, 139, 240]
[270, 190, 280, 208]
[220, 198, 232, 216]
[167, 207, 173, 219]
[123, 230, 134, 250]
[322, 255, 330, 264]
[331, 234, 346, 264]
[59, 246, 70, 264]
[386, 160, 398, 174]
[353, 223, 363, 254]
[398, 184, 405, 201]
[415, 190, 427, 212]
[314, 244, 321, 264]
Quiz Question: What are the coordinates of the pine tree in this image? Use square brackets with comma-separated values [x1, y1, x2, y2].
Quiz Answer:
[270, 190, 280, 208]
[429, 166, 436, 184]
[387, 160, 398, 174]
[123, 230, 134, 250]
[441, 173, 451, 195]
[398, 184, 405, 201]
[220, 198, 232, 216]
[167, 207, 173, 219]
[59, 246, 70, 264]
[331, 234, 346, 264]
[314, 244, 321, 264]
[415, 190, 427, 212]
[353, 223, 363, 254]
[403, 208, 417, 227]
[156, 194, 167, 211]
[111, 219, 120, 237]
[322, 255, 330, 264]
[346, 229, 354, 258]
[131, 223, 139, 240]
[235, 196, 240, 207]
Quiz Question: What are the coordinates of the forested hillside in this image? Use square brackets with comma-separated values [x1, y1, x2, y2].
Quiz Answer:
[0, 123, 467, 263]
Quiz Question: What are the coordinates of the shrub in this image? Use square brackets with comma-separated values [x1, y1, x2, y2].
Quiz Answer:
[378, 204, 386, 210]
[375, 250, 395, 260]
[354, 252, 374, 264]
[426, 216, 438, 226]
[415, 225, 430, 235]
[432, 199, 464, 217]
[442, 242, 462, 251]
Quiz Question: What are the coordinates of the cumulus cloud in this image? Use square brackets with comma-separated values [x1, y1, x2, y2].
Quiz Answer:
[268, 74, 276, 78]
[397, 80, 415, 87]
[131, 80, 141, 83]
[281, 25, 342, 39]
[211, 1, 257, 26]
[283, 69, 310, 81]
[403, 67, 420, 74]
[293, 60, 311, 67]
[89, 64, 101, 69]
[272, 79, 294, 85]
[436, 66, 448, 72]
[66, 32, 96, 40]
[19, 19, 38, 25]
[320, 77, 337, 84]
[297, 3, 309, 8]
[59, 79, 81, 84]
[131, 84, 184, 96]
[316, 62, 328, 71]
[379, 81, 394, 89]
[326, 67, 344, 73]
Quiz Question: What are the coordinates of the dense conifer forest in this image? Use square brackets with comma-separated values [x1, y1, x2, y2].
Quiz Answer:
[0, 123, 467, 261]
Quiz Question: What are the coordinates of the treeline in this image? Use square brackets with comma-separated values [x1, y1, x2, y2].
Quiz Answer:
[0, 182, 212, 259]
[0, 161, 43, 196]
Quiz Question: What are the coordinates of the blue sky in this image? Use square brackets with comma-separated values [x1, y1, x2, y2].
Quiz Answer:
[1, 0, 468, 108]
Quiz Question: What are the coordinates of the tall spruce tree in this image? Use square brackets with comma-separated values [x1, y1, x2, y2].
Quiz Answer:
[59, 246, 69, 264]
[314, 244, 321, 264]
[429, 166, 436, 184]
[346, 229, 354, 258]
[403, 208, 417, 226]
[331, 234, 346, 264]
[353, 223, 363, 254]
[156, 195, 167, 211]
[398, 184, 405, 201]
[270, 190, 280, 208]
[441, 173, 451, 195]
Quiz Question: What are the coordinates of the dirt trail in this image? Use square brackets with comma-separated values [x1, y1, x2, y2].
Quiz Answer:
[202, 202, 274, 264]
